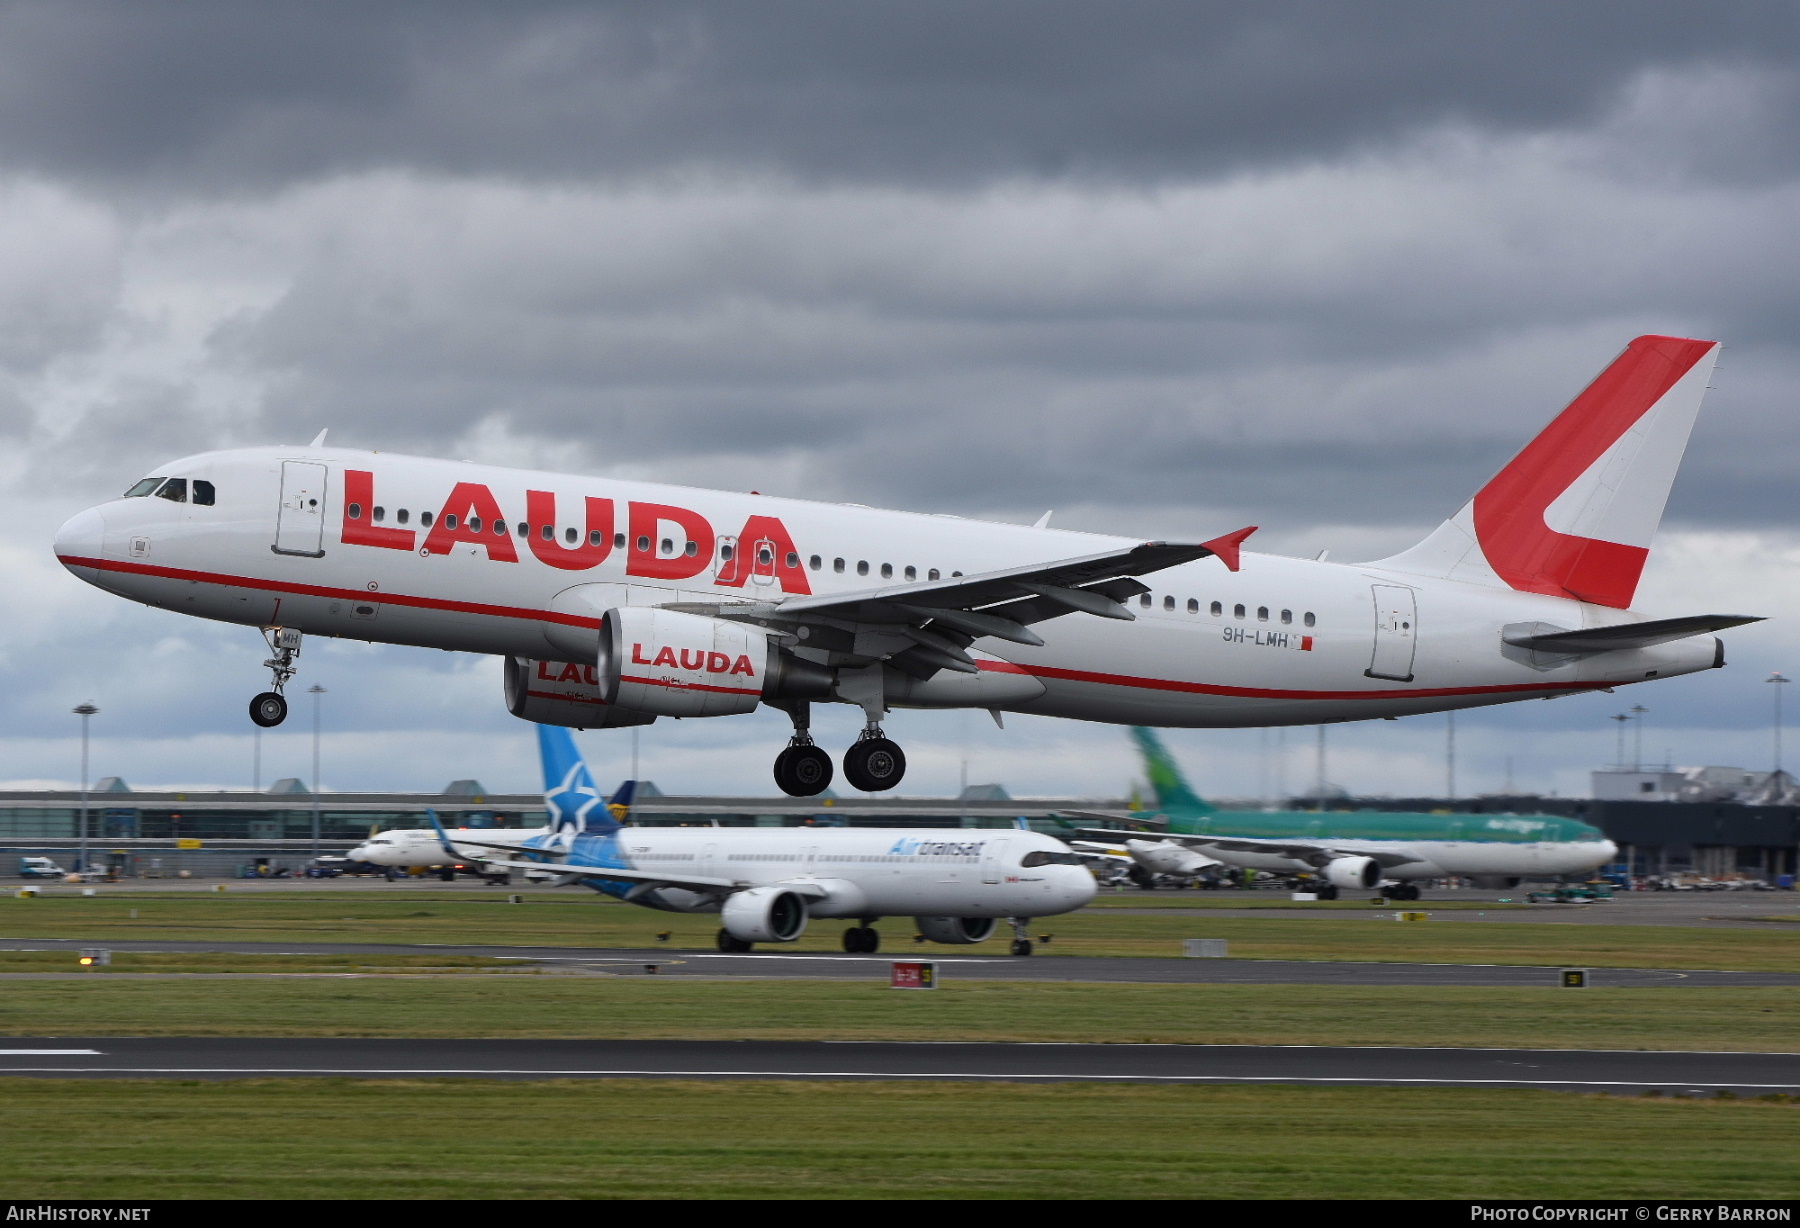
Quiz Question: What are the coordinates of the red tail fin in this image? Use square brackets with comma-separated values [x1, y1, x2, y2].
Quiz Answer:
[1374, 336, 1719, 609]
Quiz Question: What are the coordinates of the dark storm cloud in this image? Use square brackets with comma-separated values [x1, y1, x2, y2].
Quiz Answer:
[0, 0, 1792, 189]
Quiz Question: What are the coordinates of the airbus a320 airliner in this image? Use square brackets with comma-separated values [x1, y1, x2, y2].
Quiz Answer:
[55, 335, 1757, 795]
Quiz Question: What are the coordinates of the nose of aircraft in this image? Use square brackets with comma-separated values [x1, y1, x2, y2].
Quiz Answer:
[1062, 864, 1099, 908]
[54, 506, 106, 564]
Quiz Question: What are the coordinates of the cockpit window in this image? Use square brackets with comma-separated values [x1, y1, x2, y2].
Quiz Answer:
[123, 478, 163, 498]
[1020, 850, 1084, 867]
[154, 478, 188, 503]
[192, 480, 215, 506]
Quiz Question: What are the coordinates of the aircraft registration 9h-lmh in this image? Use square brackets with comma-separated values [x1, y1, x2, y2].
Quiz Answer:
[55, 335, 1758, 795]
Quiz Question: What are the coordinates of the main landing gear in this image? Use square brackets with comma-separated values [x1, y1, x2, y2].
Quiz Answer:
[773, 701, 834, 796]
[249, 627, 303, 728]
[844, 725, 905, 793]
[771, 704, 908, 796]
[842, 924, 880, 953]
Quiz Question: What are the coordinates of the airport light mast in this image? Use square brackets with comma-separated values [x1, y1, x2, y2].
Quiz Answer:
[308, 685, 326, 857]
[1769, 671, 1790, 779]
[72, 703, 97, 874]
[1610, 713, 1630, 768]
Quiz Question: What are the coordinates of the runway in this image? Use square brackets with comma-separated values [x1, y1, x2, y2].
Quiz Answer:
[2, 937, 1796, 986]
[0, 1037, 1795, 1092]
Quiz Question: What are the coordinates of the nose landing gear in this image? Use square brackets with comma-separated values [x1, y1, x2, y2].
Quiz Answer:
[249, 626, 303, 728]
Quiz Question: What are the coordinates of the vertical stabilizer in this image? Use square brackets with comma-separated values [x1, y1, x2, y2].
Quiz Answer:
[1129, 727, 1214, 815]
[1373, 335, 1719, 609]
[537, 725, 622, 835]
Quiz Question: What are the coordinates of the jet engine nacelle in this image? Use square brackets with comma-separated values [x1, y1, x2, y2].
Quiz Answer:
[598, 607, 833, 719]
[1324, 855, 1381, 890]
[913, 916, 998, 945]
[503, 656, 658, 730]
[720, 886, 810, 943]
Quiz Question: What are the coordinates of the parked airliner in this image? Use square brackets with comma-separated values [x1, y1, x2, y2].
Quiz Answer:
[1066, 728, 1616, 898]
[345, 780, 636, 873]
[55, 336, 1756, 795]
[436, 724, 1095, 954]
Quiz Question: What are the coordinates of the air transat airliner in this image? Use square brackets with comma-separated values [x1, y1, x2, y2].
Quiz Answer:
[439, 724, 1094, 955]
[54, 336, 1757, 796]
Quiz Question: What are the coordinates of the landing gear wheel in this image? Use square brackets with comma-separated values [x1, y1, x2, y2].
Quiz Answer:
[1010, 938, 1034, 957]
[716, 929, 754, 953]
[249, 691, 288, 728]
[842, 926, 880, 954]
[1316, 884, 1339, 900]
[843, 737, 906, 792]
[774, 744, 834, 797]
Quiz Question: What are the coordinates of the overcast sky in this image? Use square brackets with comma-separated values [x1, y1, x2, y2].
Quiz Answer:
[2, 0, 1796, 800]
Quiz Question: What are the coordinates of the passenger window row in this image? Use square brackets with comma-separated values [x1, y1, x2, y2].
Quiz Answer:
[810, 556, 960, 582]
[346, 502, 636, 550]
[1140, 591, 1316, 627]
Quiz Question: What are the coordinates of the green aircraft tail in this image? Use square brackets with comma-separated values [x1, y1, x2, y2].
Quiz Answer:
[1129, 727, 1214, 815]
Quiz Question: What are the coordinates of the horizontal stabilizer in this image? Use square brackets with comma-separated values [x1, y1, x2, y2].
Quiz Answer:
[1504, 614, 1762, 655]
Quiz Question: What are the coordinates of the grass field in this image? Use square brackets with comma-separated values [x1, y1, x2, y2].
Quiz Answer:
[4, 892, 1797, 969]
[2, 977, 1797, 1050]
[0, 1078, 1792, 1199]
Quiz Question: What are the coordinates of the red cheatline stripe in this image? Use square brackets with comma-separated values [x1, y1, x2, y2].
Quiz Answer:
[58, 554, 598, 629]
[526, 690, 607, 707]
[621, 674, 762, 697]
[976, 658, 1592, 702]
[62, 553, 1591, 705]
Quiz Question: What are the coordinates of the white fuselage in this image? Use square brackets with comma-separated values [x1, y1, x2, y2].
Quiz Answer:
[1185, 838, 1618, 881]
[538, 826, 1097, 919]
[347, 827, 545, 868]
[54, 445, 1719, 729]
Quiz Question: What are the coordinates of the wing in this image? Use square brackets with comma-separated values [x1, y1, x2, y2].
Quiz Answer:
[1070, 827, 1424, 869]
[666, 529, 1254, 679]
[1057, 809, 1169, 830]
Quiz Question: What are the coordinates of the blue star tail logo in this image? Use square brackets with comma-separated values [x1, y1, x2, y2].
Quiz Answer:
[546, 764, 604, 832]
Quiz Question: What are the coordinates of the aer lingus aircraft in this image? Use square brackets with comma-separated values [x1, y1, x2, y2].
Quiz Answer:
[433, 724, 1095, 955]
[55, 335, 1757, 796]
[1065, 728, 1617, 899]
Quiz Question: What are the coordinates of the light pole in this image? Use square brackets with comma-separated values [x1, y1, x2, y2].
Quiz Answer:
[1445, 711, 1456, 802]
[308, 685, 326, 857]
[1314, 725, 1327, 812]
[1610, 713, 1630, 768]
[72, 704, 97, 874]
[1769, 672, 1790, 780]
[1630, 705, 1649, 771]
